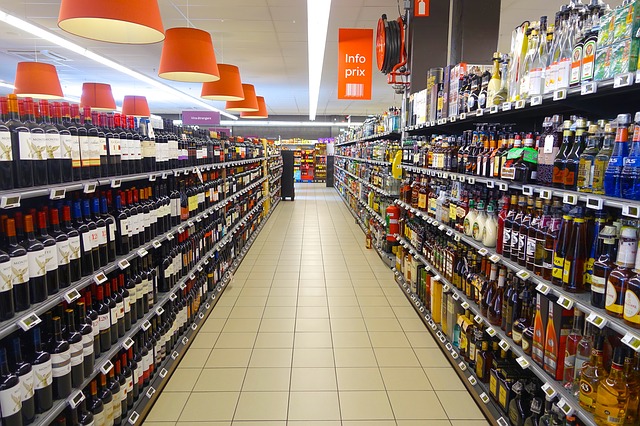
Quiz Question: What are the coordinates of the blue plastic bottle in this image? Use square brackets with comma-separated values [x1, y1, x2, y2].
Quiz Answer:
[603, 113, 631, 198]
[620, 112, 640, 201]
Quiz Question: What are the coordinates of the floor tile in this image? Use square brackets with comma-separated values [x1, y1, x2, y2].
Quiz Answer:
[214, 332, 257, 348]
[388, 390, 448, 419]
[374, 348, 421, 367]
[249, 348, 293, 368]
[242, 367, 290, 391]
[368, 331, 411, 347]
[178, 392, 239, 422]
[223, 318, 262, 333]
[364, 317, 403, 332]
[233, 392, 289, 421]
[332, 332, 371, 348]
[336, 367, 385, 391]
[338, 391, 394, 420]
[380, 367, 433, 390]
[294, 332, 333, 348]
[288, 392, 341, 421]
[193, 368, 246, 391]
[190, 332, 220, 349]
[437, 391, 485, 419]
[179, 348, 212, 368]
[229, 306, 265, 319]
[205, 348, 252, 368]
[164, 368, 201, 392]
[414, 348, 453, 368]
[296, 318, 331, 332]
[328, 306, 363, 319]
[293, 348, 335, 367]
[290, 367, 338, 391]
[259, 318, 295, 332]
[263, 306, 297, 318]
[254, 332, 294, 348]
[334, 347, 378, 368]
[405, 331, 438, 348]
[146, 391, 190, 421]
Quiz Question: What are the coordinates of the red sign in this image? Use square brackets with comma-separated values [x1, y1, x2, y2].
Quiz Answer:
[415, 0, 430, 17]
[338, 28, 373, 100]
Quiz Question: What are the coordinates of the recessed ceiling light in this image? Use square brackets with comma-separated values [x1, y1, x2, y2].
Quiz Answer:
[307, 0, 331, 121]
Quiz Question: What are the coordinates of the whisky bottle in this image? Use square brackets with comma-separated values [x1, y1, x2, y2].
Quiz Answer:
[606, 226, 638, 318]
[475, 339, 493, 383]
[507, 380, 528, 426]
[623, 349, 639, 425]
[579, 334, 606, 413]
[594, 346, 629, 425]
[592, 226, 618, 309]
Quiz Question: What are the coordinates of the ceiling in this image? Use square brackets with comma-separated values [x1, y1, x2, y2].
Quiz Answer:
[0, 0, 624, 118]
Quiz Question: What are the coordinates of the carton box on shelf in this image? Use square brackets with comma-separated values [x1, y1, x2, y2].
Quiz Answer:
[595, 38, 640, 81]
[543, 300, 574, 381]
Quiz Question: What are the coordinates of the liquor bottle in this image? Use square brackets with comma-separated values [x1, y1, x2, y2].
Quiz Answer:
[488, 267, 505, 326]
[563, 206, 588, 293]
[577, 123, 602, 192]
[564, 118, 587, 190]
[95, 285, 111, 352]
[594, 346, 629, 425]
[60, 206, 81, 283]
[592, 226, 618, 309]
[606, 226, 638, 318]
[502, 194, 517, 259]
[50, 316, 72, 400]
[0, 347, 22, 426]
[510, 196, 526, 263]
[604, 114, 631, 198]
[475, 339, 493, 383]
[563, 310, 583, 391]
[11, 338, 35, 425]
[538, 115, 563, 185]
[0, 98, 15, 190]
[21, 215, 47, 303]
[24, 98, 47, 187]
[88, 380, 104, 426]
[75, 302, 94, 378]
[64, 308, 84, 388]
[39, 100, 63, 185]
[522, 397, 543, 426]
[30, 328, 52, 413]
[593, 122, 614, 195]
[7, 95, 33, 188]
[36, 211, 59, 296]
[537, 395, 555, 426]
[49, 209, 70, 289]
[552, 209, 573, 286]
[101, 195, 117, 263]
[579, 334, 606, 412]
[482, 202, 498, 248]
[517, 197, 533, 267]
[73, 202, 94, 277]
[552, 120, 573, 187]
[621, 111, 640, 201]
[83, 200, 101, 271]
[624, 242, 640, 328]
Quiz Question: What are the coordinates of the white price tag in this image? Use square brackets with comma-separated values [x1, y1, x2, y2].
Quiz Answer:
[480, 392, 490, 404]
[586, 196, 604, 210]
[63, 288, 81, 304]
[476, 108, 484, 117]
[171, 351, 179, 360]
[553, 89, 566, 101]
[541, 383, 557, 398]
[622, 333, 640, 351]
[83, 183, 97, 194]
[614, 72, 634, 88]
[100, 360, 113, 375]
[489, 254, 501, 263]
[563, 193, 578, 206]
[146, 387, 155, 398]
[490, 105, 499, 114]
[93, 272, 108, 285]
[17, 313, 41, 331]
[516, 356, 530, 369]
[502, 102, 512, 111]
[498, 339, 509, 351]
[461, 302, 470, 309]
[443, 285, 450, 292]
[69, 390, 85, 409]
[486, 328, 497, 337]
[149, 174, 157, 182]
[159, 368, 168, 378]
[198, 312, 204, 319]
[452, 293, 459, 301]
[137, 248, 148, 258]
[536, 283, 551, 295]
[516, 270, 530, 281]
[128, 412, 140, 425]
[557, 296, 574, 310]
[433, 275, 441, 282]
[486, 181, 495, 188]
[623, 204, 640, 218]
[49, 188, 66, 200]
[459, 361, 467, 371]
[581, 81, 597, 95]
[191, 323, 198, 331]
[497, 417, 510, 426]
[540, 189, 552, 200]
[450, 116, 457, 122]
[586, 312, 607, 329]
[468, 376, 477, 386]
[111, 179, 121, 189]
[118, 259, 130, 270]
[478, 248, 489, 256]
[498, 182, 509, 191]
[557, 398, 575, 416]
[123, 337, 135, 350]
[515, 99, 526, 109]
[474, 315, 483, 324]
[141, 321, 151, 331]
[460, 113, 467, 120]
[522, 186, 534, 196]
[156, 307, 165, 316]
[152, 240, 162, 249]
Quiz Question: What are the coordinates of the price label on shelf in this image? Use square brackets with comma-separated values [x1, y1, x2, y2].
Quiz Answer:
[515, 99, 526, 109]
[450, 116, 457, 122]
[586, 196, 604, 210]
[146, 387, 156, 399]
[489, 254, 501, 263]
[623, 204, 640, 218]
[530, 96, 543, 106]
[486, 181, 495, 188]
[557, 296, 574, 310]
[474, 314, 483, 324]
[622, 333, 640, 351]
[553, 89, 567, 101]
[490, 105, 499, 114]
[468, 376, 477, 386]
[502, 102, 512, 111]
[454, 234, 461, 242]
[614, 72, 634, 88]
[452, 293, 459, 301]
[149, 174, 157, 182]
[445, 343, 453, 351]
[63, 288, 81, 304]
[446, 230, 453, 237]
[451, 350, 459, 359]
[443, 285, 450, 292]
[498, 339, 509, 351]
[497, 417, 510, 426]
[535, 283, 551, 295]
[516, 270, 530, 281]
[498, 182, 509, 191]
[141, 321, 151, 331]
[17, 313, 41, 331]
[541, 382, 557, 398]
[581, 81, 597, 95]
[540, 189, 552, 200]
[486, 328, 497, 337]
[171, 351, 179, 360]
[128, 412, 140, 425]
[460, 113, 467, 120]
[522, 186, 534, 196]
[480, 392, 490, 404]
[49, 188, 66, 200]
[467, 177, 475, 185]
[459, 361, 467, 371]
[69, 390, 85, 409]
[191, 323, 198, 331]
[461, 301, 470, 309]
[94, 272, 108, 285]
[557, 398, 575, 416]
[563, 193, 578, 206]
[156, 307, 165, 316]
[118, 259, 130, 270]
[123, 338, 135, 350]
[100, 360, 113, 375]
[516, 356, 530, 369]
[586, 312, 607, 329]
[152, 240, 162, 249]
[433, 275, 441, 282]
[159, 368, 168, 379]
[476, 108, 484, 117]
[478, 248, 489, 256]
[111, 179, 121, 188]
[137, 248, 148, 258]
[83, 182, 97, 194]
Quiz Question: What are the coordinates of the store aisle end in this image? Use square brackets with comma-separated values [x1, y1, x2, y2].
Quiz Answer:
[145, 184, 489, 426]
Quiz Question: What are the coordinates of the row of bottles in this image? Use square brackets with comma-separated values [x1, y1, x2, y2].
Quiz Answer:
[401, 112, 640, 201]
[0, 94, 265, 191]
[336, 107, 401, 143]
[334, 139, 401, 164]
[335, 158, 401, 195]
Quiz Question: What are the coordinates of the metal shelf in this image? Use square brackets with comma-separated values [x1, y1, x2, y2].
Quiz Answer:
[334, 164, 397, 198]
[334, 155, 392, 167]
[336, 130, 401, 147]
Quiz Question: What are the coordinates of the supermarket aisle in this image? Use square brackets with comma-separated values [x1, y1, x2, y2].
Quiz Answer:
[145, 184, 489, 426]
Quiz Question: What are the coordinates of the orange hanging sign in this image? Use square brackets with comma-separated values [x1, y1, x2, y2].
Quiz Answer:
[338, 28, 373, 100]
[415, 0, 430, 17]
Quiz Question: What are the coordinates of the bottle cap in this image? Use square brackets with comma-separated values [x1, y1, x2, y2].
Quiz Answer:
[617, 113, 632, 127]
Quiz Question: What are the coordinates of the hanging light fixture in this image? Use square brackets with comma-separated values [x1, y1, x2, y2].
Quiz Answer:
[201, 64, 244, 101]
[80, 82, 116, 110]
[58, 0, 165, 44]
[226, 84, 259, 112]
[13, 62, 64, 99]
[240, 96, 268, 119]
[122, 95, 150, 117]
[158, 28, 220, 83]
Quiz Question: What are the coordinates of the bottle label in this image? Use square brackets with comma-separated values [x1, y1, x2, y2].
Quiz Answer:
[579, 380, 596, 408]
[68, 235, 81, 260]
[51, 349, 71, 377]
[556, 58, 571, 89]
[529, 68, 542, 96]
[99, 137, 107, 156]
[28, 250, 46, 278]
[79, 136, 91, 167]
[110, 306, 118, 326]
[32, 359, 52, 389]
[108, 223, 116, 243]
[0, 383, 22, 417]
[552, 254, 564, 280]
[521, 337, 530, 353]
[606, 282, 623, 314]
[624, 289, 640, 324]
[108, 138, 121, 156]
[45, 134, 62, 159]
[82, 332, 94, 357]
[117, 301, 124, 320]
[56, 239, 70, 266]
[88, 136, 100, 166]
[0, 132, 12, 162]
[93, 409, 105, 426]
[124, 296, 131, 313]
[30, 133, 47, 161]
[99, 312, 110, 331]
[512, 330, 523, 344]
[82, 232, 92, 254]
[0, 260, 12, 292]
[90, 228, 100, 249]
[119, 218, 129, 238]
[92, 318, 99, 337]
[526, 238, 536, 258]
[562, 259, 572, 284]
[591, 274, 606, 294]
[135, 365, 142, 384]
[70, 341, 83, 367]
[98, 225, 107, 246]
[570, 45, 583, 85]
[43, 245, 58, 272]
[59, 134, 73, 160]
[581, 40, 596, 81]
[594, 403, 625, 425]
[128, 285, 136, 303]
[18, 369, 34, 401]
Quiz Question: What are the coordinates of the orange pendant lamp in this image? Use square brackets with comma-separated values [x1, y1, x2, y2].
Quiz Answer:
[226, 84, 259, 112]
[201, 64, 244, 101]
[158, 28, 220, 82]
[58, 0, 165, 44]
[122, 95, 150, 117]
[80, 82, 116, 111]
[13, 62, 64, 99]
[240, 96, 268, 119]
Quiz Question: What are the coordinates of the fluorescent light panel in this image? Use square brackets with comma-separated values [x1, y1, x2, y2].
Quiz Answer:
[0, 9, 238, 120]
[307, 0, 331, 121]
[219, 120, 362, 127]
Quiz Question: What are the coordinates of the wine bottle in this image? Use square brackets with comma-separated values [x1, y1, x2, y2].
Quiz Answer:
[49, 209, 70, 289]
[21, 215, 47, 303]
[50, 316, 72, 400]
[120, 352, 133, 410]
[123, 262, 137, 327]
[23, 98, 47, 187]
[11, 338, 34, 425]
[61, 206, 81, 283]
[36, 211, 59, 296]
[30, 328, 52, 413]
[114, 194, 130, 257]
[39, 100, 63, 185]
[98, 373, 114, 426]
[7, 94, 33, 188]
[95, 285, 111, 352]
[0, 347, 23, 426]
[114, 359, 127, 420]
[63, 308, 84, 388]
[73, 201, 94, 277]
[0, 223, 14, 319]
[87, 380, 104, 426]
[105, 114, 122, 177]
[77, 398, 94, 426]
[107, 367, 122, 426]
[50, 103, 72, 183]
[92, 112, 108, 178]
[61, 103, 81, 182]
[127, 346, 140, 402]
[7, 217, 29, 313]
[75, 302, 94, 378]
[92, 199, 108, 267]
[83, 200, 101, 270]
[104, 280, 118, 345]
[82, 108, 100, 179]
[112, 278, 125, 339]
[101, 194, 116, 263]
[84, 293, 100, 358]
[0, 98, 15, 190]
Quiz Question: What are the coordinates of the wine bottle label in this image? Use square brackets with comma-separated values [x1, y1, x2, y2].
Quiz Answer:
[90, 228, 100, 249]
[32, 359, 52, 389]
[0, 132, 12, 161]
[68, 235, 81, 260]
[103, 398, 113, 425]
[606, 282, 624, 314]
[69, 341, 83, 367]
[78, 136, 91, 167]
[0, 382, 22, 417]
[45, 134, 62, 159]
[51, 350, 71, 377]
[28, 250, 46, 278]
[124, 296, 131, 313]
[108, 138, 121, 156]
[126, 376, 133, 393]
[110, 307, 118, 326]
[0, 260, 12, 292]
[43, 245, 58, 272]
[91, 318, 100, 337]
[56, 239, 70, 266]
[624, 290, 640, 324]
[135, 364, 142, 384]
[116, 301, 124, 320]
[88, 136, 100, 166]
[119, 218, 129, 238]
[30, 133, 47, 161]
[92, 409, 105, 426]
[109, 223, 116, 243]
[99, 313, 110, 331]
[18, 369, 34, 401]
[82, 332, 94, 357]
[99, 138, 107, 156]
[120, 385, 127, 404]
[581, 40, 596, 81]
[58, 134, 73, 160]
[18, 131, 33, 160]
[81, 232, 92, 254]
[98, 226, 107, 246]
[136, 281, 144, 300]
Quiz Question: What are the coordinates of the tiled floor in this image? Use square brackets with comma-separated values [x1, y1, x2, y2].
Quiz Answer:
[146, 184, 489, 426]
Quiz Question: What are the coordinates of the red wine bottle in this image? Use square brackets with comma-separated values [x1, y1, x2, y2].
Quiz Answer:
[84, 293, 100, 357]
[126, 346, 139, 402]
[114, 114, 129, 176]
[49, 209, 70, 289]
[60, 103, 81, 182]
[6, 95, 32, 188]
[0, 98, 15, 190]
[6, 218, 29, 313]
[0, 225, 14, 319]
[82, 108, 100, 179]
[39, 100, 63, 184]
[82, 200, 100, 270]
[73, 201, 94, 277]
[36, 211, 59, 296]
[50, 316, 72, 400]
[77, 398, 93, 426]
[92, 198, 108, 267]
[123, 261, 137, 326]
[0, 346, 23, 426]
[92, 112, 109, 178]
[94, 285, 111, 352]
[63, 308, 84, 388]
[30, 328, 52, 413]
[120, 352, 133, 410]
[23, 98, 47, 187]
[61, 206, 81, 282]
[21, 215, 46, 303]
[50, 103, 72, 183]
[114, 194, 130, 257]
[112, 277, 125, 338]
[105, 114, 122, 177]
[114, 359, 127, 418]
[75, 302, 94, 378]
[107, 367, 122, 426]
[104, 281, 118, 345]
[11, 338, 34, 425]
[101, 194, 116, 263]
[87, 380, 104, 426]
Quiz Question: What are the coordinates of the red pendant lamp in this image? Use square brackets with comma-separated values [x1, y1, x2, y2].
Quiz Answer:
[201, 64, 244, 101]
[80, 82, 116, 111]
[240, 97, 268, 119]
[58, 0, 165, 44]
[158, 28, 220, 82]
[122, 96, 150, 117]
[226, 84, 259, 112]
[13, 62, 64, 99]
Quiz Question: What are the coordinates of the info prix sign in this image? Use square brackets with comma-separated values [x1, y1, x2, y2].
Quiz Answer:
[182, 111, 221, 126]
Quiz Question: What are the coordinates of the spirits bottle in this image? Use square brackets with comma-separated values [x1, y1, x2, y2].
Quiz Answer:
[563, 206, 588, 293]
[604, 114, 631, 198]
[579, 334, 606, 412]
[552, 120, 573, 187]
[620, 111, 640, 201]
[624, 241, 640, 328]
[564, 117, 587, 189]
[577, 123, 602, 193]
[522, 396, 543, 426]
[563, 310, 584, 390]
[593, 122, 614, 195]
[594, 346, 629, 425]
[552, 209, 573, 286]
[592, 225, 618, 309]
[623, 349, 640, 425]
[606, 226, 638, 318]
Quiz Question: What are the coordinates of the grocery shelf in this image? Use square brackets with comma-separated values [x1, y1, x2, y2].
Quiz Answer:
[393, 198, 640, 349]
[334, 164, 397, 198]
[393, 234, 596, 426]
[334, 177, 386, 225]
[334, 154, 392, 167]
[336, 130, 401, 147]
